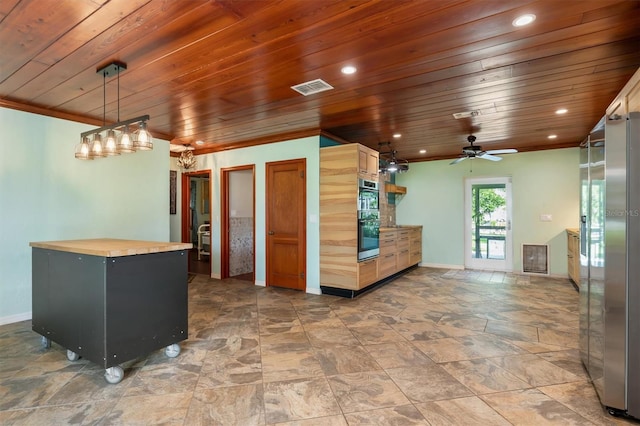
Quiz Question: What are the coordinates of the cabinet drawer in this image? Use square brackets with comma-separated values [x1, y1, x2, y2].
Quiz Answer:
[358, 258, 378, 288]
[397, 249, 410, 270]
[397, 236, 410, 250]
[410, 250, 421, 265]
[398, 230, 411, 239]
[379, 232, 397, 250]
[379, 253, 397, 278]
[409, 228, 421, 239]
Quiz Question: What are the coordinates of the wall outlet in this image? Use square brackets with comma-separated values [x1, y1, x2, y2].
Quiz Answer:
[540, 214, 553, 222]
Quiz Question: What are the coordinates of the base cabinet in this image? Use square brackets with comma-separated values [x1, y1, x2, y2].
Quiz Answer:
[378, 226, 422, 282]
[358, 258, 379, 288]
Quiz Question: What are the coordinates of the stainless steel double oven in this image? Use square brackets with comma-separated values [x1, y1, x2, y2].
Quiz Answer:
[357, 178, 380, 261]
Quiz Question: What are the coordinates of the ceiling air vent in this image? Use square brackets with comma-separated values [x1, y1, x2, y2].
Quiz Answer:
[453, 110, 481, 120]
[291, 79, 334, 96]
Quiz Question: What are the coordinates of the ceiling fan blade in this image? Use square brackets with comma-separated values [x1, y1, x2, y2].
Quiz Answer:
[485, 148, 517, 155]
[450, 157, 468, 165]
[478, 153, 502, 161]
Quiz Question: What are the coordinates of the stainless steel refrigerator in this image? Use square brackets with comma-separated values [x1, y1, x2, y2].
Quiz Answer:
[580, 112, 640, 418]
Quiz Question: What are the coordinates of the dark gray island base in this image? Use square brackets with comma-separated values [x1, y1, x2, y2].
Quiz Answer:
[30, 238, 192, 384]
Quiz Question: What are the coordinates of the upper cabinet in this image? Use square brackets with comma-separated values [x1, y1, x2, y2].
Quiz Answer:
[606, 68, 640, 116]
[358, 144, 379, 181]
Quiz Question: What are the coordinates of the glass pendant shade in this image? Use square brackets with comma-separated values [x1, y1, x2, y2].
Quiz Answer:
[104, 129, 120, 156]
[74, 136, 92, 160]
[133, 122, 153, 150]
[116, 125, 135, 153]
[89, 134, 107, 159]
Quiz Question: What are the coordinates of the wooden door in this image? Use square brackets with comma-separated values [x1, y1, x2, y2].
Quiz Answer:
[266, 159, 306, 290]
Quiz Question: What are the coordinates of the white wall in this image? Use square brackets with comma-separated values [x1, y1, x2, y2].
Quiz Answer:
[396, 148, 580, 276]
[0, 108, 171, 324]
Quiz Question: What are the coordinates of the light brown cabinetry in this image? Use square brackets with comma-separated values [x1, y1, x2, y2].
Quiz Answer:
[320, 143, 379, 293]
[567, 229, 580, 286]
[358, 144, 379, 181]
[410, 227, 422, 265]
[378, 226, 422, 281]
[396, 229, 411, 270]
[358, 258, 379, 288]
[379, 230, 398, 278]
[606, 67, 640, 117]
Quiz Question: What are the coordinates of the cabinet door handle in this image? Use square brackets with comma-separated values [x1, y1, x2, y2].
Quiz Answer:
[268, 231, 275, 235]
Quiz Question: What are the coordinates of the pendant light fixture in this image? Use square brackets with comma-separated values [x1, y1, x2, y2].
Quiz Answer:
[75, 61, 152, 160]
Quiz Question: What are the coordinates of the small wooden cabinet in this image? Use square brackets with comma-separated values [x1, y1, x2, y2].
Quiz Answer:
[567, 229, 580, 286]
[358, 144, 379, 181]
[358, 258, 379, 288]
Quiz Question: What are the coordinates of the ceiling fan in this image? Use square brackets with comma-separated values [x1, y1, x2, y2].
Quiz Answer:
[450, 135, 517, 165]
[378, 142, 409, 173]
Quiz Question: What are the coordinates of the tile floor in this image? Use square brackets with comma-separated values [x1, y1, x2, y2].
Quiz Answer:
[0, 268, 638, 425]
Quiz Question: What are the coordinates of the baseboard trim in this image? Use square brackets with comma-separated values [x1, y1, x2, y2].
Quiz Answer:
[422, 263, 464, 270]
[0, 311, 32, 326]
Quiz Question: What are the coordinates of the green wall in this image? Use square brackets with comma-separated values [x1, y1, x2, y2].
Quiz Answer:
[0, 108, 170, 324]
[0, 106, 582, 323]
[170, 137, 321, 294]
[396, 148, 580, 276]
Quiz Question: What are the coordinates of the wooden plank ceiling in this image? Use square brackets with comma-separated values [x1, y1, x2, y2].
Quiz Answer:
[1, 0, 639, 162]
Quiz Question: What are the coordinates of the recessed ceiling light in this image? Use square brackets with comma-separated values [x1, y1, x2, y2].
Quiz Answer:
[341, 65, 357, 75]
[419, 149, 427, 154]
[555, 108, 568, 115]
[195, 140, 204, 145]
[393, 133, 402, 139]
[512, 14, 536, 27]
[548, 135, 557, 139]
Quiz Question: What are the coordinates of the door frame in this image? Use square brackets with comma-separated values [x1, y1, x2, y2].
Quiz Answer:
[220, 165, 256, 280]
[181, 170, 212, 276]
[464, 176, 513, 271]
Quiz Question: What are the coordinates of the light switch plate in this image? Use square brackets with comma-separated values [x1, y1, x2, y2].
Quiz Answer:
[540, 214, 553, 222]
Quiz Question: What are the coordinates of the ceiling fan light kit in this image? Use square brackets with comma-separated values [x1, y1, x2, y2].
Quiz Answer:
[450, 135, 517, 165]
[74, 61, 152, 160]
[378, 142, 409, 174]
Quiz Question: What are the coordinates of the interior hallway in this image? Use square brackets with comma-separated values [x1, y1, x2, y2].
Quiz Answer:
[0, 268, 636, 425]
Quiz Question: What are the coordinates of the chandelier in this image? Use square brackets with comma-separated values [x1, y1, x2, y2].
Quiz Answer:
[75, 61, 152, 160]
[177, 150, 197, 170]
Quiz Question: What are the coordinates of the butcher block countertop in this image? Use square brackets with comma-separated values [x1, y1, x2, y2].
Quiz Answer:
[29, 238, 193, 257]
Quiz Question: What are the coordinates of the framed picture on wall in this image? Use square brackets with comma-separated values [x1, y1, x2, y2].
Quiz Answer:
[170, 170, 177, 215]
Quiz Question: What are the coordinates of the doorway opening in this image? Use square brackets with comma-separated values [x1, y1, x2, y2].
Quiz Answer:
[221, 166, 255, 282]
[181, 170, 211, 276]
[464, 177, 513, 271]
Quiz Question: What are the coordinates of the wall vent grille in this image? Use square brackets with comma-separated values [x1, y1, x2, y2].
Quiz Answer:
[522, 244, 549, 274]
[291, 79, 334, 96]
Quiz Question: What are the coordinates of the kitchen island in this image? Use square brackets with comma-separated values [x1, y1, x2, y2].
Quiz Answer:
[30, 238, 192, 383]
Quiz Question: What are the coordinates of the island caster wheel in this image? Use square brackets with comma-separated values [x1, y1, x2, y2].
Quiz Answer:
[41, 336, 51, 349]
[165, 343, 181, 358]
[66, 349, 80, 361]
[104, 366, 124, 384]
